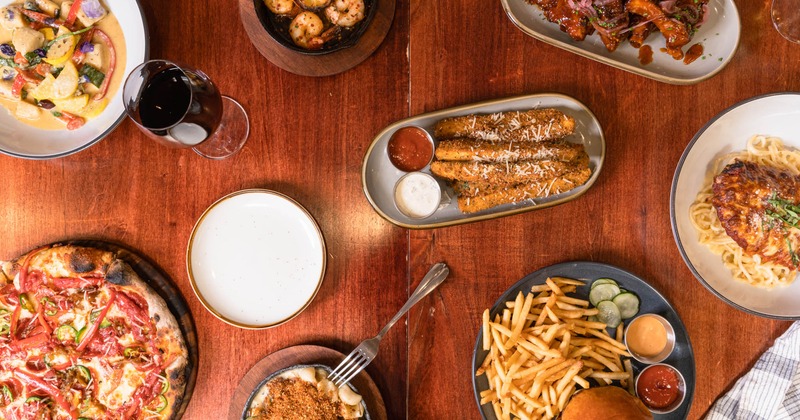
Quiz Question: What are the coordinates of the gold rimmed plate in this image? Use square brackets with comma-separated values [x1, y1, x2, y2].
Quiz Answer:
[187, 189, 326, 329]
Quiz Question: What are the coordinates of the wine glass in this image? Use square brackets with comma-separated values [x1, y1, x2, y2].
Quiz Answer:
[123, 60, 250, 159]
[771, 0, 800, 44]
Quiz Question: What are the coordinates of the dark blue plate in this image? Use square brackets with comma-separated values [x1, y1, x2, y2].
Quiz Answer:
[471, 261, 695, 419]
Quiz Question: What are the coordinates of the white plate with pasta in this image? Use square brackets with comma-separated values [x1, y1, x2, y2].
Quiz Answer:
[671, 92, 800, 318]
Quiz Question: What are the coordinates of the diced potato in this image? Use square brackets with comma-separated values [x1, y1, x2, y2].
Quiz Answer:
[15, 100, 40, 120]
[62, 0, 107, 27]
[35, 0, 60, 17]
[83, 43, 104, 69]
[0, 79, 16, 100]
[77, 0, 108, 26]
[0, 6, 25, 31]
[11, 27, 45, 55]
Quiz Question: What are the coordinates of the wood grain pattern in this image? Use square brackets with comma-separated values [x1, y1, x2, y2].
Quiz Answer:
[0, 0, 797, 419]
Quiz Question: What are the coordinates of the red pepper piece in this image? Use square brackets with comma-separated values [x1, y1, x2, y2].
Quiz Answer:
[11, 332, 49, 351]
[56, 111, 86, 131]
[76, 288, 116, 352]
[92, 29, 114, 101]
[71, 27, 94, 66]
[13, 52, 28, 66]
[17, 246, 47, 293]
[13, 369, 78, 419]
[10, 73, 25, 99]
[65, 0, 82, 28]
[20, 9, 63, 28]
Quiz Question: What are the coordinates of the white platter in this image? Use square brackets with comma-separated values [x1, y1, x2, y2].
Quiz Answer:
[501, 0, 740, 85]
[187, 189, 326, 329]
[0, 0, 149, 159]
[362, 93, 605, 229]
[671, 92, 800, 319]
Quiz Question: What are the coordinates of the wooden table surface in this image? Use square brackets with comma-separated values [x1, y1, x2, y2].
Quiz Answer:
[0, 0, 796, 419]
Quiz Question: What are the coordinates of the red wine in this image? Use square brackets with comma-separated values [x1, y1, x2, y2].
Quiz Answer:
[129, 64, 223, 146]
[138, 68, 191, 129]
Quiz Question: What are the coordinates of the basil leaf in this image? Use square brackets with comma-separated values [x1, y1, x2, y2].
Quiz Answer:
[79, 64, 104, 87]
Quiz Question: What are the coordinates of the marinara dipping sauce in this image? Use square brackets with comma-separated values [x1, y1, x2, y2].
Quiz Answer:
[636, 364, 685, 413]
[387, 126, 434, 172]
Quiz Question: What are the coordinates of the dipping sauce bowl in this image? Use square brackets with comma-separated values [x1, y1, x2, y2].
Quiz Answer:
[635, 363, 686, 414]
[386, 126, 434, 172]
[624, 313, 676, 364]
[393, 172, 442, 219]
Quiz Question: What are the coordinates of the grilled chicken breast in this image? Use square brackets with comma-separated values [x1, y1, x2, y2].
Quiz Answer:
[712, 160, 800, 269]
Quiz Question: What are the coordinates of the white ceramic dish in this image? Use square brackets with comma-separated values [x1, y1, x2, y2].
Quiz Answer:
[187, 189, 326, 329]
[362, 93, 605, 229]
[501, 0, 740, 85]
[0, 0, 149, 159]
[671, 92, 800, 319]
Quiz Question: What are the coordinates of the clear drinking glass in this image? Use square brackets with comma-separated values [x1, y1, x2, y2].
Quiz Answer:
[772, 0, 800, 44]
[123, 60, 249, 159]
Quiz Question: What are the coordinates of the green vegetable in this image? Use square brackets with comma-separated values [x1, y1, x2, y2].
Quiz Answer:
[124, 346, 145, 359]
[152, 395, 168, 413]
[19, 294, 34, 312]
[0, 308, 9, 336]
[1, 384, 13, 405]
[51, 111, 62, 117]
[79, 64, 105, 87]
[0, 57, 14, 68]
[25, 396, 45, 404]
[766, 192, 800, 229]
[55, 324, 78, 343]
[45, 26, 94, 49]
[89, 309, 112, 328]
[596, 300, 622, 329]
[40, 297, 58, 316]
[24, 51, 42, 66]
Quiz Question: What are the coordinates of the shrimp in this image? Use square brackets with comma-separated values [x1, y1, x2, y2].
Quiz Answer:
[264, 0, 299, 15]
[296, 0, 331, 8]
[289, 11, 338, 49]
[325, 0, 365, 28]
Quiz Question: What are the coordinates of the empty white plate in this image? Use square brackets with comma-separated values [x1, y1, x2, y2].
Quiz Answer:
[187, 189, 326, 328]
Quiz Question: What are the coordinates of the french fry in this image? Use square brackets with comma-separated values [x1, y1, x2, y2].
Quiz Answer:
[476, 276, 634, 420]
[483, 309, 492, 351]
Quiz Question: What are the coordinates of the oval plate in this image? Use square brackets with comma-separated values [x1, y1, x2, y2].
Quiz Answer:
[0, 0, 149, 159]
[501, 0, 740, 85]
[471, 261, 695, 419]
[671, 92, 800, 319]
[361, 93, 605, 229]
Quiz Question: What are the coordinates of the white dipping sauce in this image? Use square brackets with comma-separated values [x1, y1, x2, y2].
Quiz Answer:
[394, 172, 441, 218]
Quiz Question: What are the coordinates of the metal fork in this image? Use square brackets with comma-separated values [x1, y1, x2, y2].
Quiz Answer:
[329, 262, 450, 387]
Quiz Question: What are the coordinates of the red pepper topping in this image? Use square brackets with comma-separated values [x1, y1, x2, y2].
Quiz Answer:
[20, 9, 63, 28]
[11, 332, 49, 352]
[13, 369, 78, 419]
[76, 288, 116, 352]
[17, 246, 48, 293]
[10, 73, 25, 99]
[65, 0, 83, 28]
[92, 29, 115, 101]
[56, 111, 86, 131]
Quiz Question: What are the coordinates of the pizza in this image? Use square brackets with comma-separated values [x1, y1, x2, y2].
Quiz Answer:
[0, 244, 189, 419]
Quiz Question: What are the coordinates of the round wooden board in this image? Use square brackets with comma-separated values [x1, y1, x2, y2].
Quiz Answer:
[239, 0, 395, 77]
[64, 239, 199, 419]
[228, 344, 387, 420]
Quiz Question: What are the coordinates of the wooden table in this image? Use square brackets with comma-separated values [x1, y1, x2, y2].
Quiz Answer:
[0, 0, 796, 419]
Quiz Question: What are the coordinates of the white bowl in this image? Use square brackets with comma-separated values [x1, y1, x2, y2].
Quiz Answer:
[187, 189, 326, 329]
[0, 0, 149, 159]
[671, 92, 800, 319]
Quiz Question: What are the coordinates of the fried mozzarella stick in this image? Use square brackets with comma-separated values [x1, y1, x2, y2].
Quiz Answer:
[430, 153, 589, 185]
[433, 109, 575, 142]
[452, 167, 592, 197]
[434, 138, 585, 162]
[457, 168, 592, 213]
